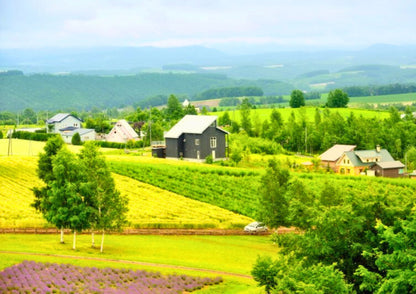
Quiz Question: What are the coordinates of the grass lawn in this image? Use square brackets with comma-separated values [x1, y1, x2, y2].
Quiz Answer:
[0, 234, 276, 293]
[215, 106, 390, 125]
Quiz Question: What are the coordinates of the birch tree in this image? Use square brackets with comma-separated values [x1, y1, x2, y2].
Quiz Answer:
[32, 135, 66, 242]
[48, 147, 91, 250]
[79, 142, 128, 252]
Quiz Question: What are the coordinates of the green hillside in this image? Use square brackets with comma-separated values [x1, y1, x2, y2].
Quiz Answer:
[0, 72, 293, 111]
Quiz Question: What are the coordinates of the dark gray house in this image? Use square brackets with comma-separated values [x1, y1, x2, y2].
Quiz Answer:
[164, 115, 228, 161]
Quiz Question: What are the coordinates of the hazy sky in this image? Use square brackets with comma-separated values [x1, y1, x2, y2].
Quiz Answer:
[1, 0, 415, 51]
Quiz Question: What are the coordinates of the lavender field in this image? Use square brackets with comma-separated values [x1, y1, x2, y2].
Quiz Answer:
[0, 261, 223, 293]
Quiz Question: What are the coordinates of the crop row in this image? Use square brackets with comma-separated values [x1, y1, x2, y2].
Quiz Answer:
[0, 260, 222, 293]
[113, 173, 253, 229]
[109, 160, 262, 219]
[0, 156, 252, 229]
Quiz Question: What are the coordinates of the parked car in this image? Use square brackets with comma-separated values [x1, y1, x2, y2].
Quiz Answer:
[244, 221, 268, 232]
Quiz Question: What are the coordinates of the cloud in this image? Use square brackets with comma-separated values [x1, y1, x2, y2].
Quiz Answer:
[0, 0, 415, 49]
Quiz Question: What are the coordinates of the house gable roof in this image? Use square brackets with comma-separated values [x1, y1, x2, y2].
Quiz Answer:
[47, 113, 82, 124]
[319, 144, 356, 162]
[339, 149, 397, 167]
[375, 161, 405, 169]
[164, 115, 228, 139]
[355, 149, 394, 162]
[61, 128, 95, 136]
[108, 119, 138, 140]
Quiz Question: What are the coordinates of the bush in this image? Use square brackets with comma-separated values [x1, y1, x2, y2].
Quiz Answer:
[205, 155, 213, 164]
[11, 131, 57, 141]
[71, 132, 82, 145]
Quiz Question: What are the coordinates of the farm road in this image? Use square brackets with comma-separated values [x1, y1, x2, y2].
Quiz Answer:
[0, 250, 252, 279]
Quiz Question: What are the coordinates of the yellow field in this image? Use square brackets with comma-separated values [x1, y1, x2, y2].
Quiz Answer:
[0, 139, 85, 156]
[0, 156, 252, 229]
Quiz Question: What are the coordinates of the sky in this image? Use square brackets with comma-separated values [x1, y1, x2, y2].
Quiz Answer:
[1, 0, 416, 52]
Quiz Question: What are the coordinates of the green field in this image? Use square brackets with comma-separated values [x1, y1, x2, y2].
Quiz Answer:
[348, 92, 416, 106]
[0, 234, 274, 293]
[215, 106, 390, 124]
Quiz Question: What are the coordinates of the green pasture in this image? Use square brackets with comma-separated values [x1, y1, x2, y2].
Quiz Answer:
[348, 92, 416, 106]
[215, 106, 390, 124]
[0, 234, 275, 293]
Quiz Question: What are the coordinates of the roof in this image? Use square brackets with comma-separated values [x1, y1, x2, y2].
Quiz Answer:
[47, 113, 82, 124]
[355, 149, 394, 162]
[340, 148, 397, 167]
[107, 119, 138, 141]
[164, 115, 228, 139]
[375, 161, 405, 169]
[343, 151, 373, 167]
[319, 144, 356, 161]
[62, 128, 95, 136]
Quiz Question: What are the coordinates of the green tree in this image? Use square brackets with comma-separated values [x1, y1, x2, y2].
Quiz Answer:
[240, 98, 252, 136]
[356, 207, 416, 293]
[79, 142, 128, 252]
[327, 89, 349, 108]
[71, 132, 82, 145]
[405, 146, 416, 171]
[0, 130, 3, 139]
[289, 90, 305, 108]
[166, 94, 184, 120]
[48, 147, 91, 250]
[218, 111, 231, 126]
[257, 160, 290, 228]
[32, 136, 65, 242]
[251, 256, 278, 294]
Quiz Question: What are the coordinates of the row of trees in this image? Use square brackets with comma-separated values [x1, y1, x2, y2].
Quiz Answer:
[195, 86, 264, 100]
[219, 101, 416, 162]
[289, 89, 348, 108]
[343, 83, 416, 97]
[33, 137, 128, 252]
[252, 160, 416, 293]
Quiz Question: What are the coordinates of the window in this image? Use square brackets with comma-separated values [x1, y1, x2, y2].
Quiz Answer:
[210, 137, 217, 148]
[195, 139, 200, 146]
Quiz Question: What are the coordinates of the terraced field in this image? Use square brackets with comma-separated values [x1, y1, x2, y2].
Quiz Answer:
[0, 156, 252, 229]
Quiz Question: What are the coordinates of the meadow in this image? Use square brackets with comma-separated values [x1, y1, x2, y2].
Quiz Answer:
[215, 106, 390, 125]
[0, 234, 275, 293]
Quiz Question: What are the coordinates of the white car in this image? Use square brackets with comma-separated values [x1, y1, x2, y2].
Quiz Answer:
[244, 221, 268, 232]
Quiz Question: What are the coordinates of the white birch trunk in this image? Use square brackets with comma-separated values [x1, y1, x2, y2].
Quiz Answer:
[72, 231, 76, 250]
[91, 232, 95, 247]
[100, 230, 105, 253]
[60, 228, 64, 243]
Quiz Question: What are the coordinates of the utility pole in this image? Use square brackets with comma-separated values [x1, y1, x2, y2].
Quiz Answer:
[8, 131, 12, 156]
[305, 126, 307, 155]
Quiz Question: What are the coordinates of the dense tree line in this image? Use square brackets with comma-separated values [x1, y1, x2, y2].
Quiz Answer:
[343, 83, 416, 97]
[219, 105, 416, 161]
[194, 86, 264, 100]
[252, 160, 416, 293]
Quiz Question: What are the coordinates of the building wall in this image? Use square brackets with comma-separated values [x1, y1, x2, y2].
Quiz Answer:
[165, 127, 226, 160]
[52, 116, 82, 133]
[165, 135, 184, 158]
[372, 166, 402, 178]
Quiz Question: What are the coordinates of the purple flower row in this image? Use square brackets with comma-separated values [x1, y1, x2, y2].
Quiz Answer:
[0, 260, 223, 293]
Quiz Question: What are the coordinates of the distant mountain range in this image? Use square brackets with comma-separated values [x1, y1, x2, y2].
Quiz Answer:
[1, 44, 415, 111]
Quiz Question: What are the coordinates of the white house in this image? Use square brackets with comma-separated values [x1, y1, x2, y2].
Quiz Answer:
[60, 127, 96, 144]
[46, 113, 83, 133]
[106, 119, 139, 143]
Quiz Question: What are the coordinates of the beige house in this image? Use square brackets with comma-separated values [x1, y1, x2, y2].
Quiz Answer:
[319, 144, 356, 171]
[335, 146, 404, 177]
[106, 119, 139, 143]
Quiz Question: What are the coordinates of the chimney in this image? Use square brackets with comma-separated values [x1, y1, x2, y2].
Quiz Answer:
[376, 145, 381, 153]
